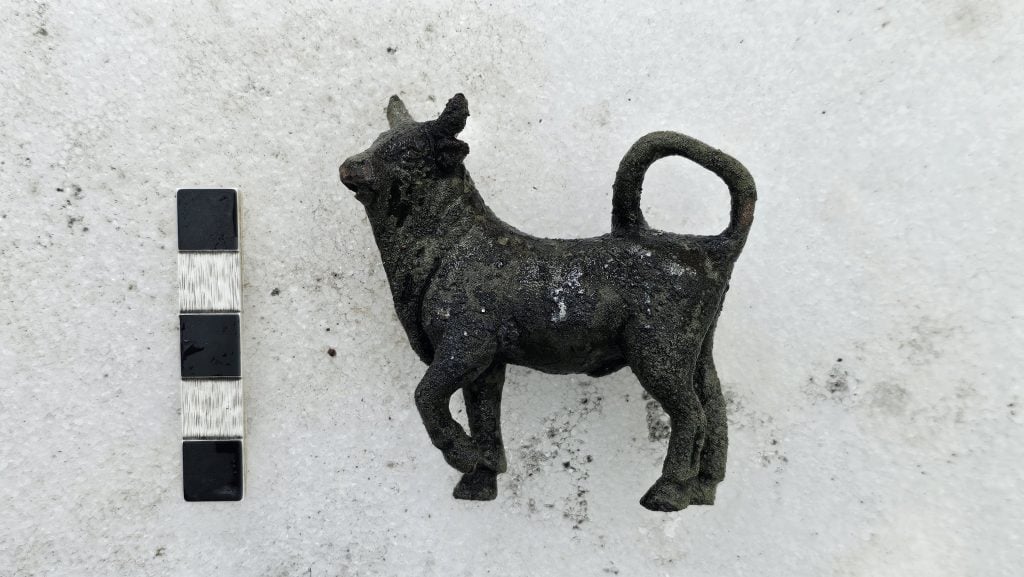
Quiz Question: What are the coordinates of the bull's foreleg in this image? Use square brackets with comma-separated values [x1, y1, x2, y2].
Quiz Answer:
[454, 362, 507, 500]
[414, 329, 498, 475]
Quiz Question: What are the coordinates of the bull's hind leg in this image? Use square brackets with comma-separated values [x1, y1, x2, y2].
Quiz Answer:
[453, 362, 507, 501]
[627, 331, 706, 512]
[690, 317, 727, 505]
[414, 330, 498, 475]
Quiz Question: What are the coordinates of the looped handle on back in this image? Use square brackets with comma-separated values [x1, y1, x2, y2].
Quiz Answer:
[611, 131, 756, 251]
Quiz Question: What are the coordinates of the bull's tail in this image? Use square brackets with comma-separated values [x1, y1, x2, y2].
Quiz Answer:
[611, 131, 756, 257]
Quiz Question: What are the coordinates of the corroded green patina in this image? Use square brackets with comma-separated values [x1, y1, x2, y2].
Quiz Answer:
[340, 94, 756, 511]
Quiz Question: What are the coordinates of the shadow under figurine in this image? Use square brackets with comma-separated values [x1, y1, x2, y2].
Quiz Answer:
[339, 94, 755, 512]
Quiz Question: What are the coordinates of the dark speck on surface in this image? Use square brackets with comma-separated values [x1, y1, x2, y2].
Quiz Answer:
[826, 364, 849, 394]
[645, 399, 671, 441]
[386, 46, 397, 54]
[270, 288, 280, 296]
[327, 347, 337, 357]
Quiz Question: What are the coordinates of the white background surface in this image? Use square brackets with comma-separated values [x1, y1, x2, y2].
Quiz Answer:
[1, 1, 1022, 575]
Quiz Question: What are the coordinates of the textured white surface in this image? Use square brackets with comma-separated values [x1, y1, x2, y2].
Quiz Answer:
[180, 380, 244, 439]
[177, 252, 241, 312]
[1, 1, 1022, 576]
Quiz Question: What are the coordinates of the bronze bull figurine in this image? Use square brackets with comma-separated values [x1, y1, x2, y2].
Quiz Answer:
[340, 94, 755, 511]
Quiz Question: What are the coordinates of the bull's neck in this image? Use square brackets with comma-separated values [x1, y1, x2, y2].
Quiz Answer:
[365, 169, 492, 291]
[361, 169, 493, 362]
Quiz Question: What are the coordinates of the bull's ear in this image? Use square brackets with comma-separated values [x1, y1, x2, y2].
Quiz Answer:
[386, 95, 415, 127]
[432, 93, 469, 136]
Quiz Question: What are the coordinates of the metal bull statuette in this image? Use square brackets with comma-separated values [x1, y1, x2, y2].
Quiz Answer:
[339, 94, 756, 511]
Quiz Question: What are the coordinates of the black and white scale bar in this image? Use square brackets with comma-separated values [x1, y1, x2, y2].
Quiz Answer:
[177, 188, 244, 502]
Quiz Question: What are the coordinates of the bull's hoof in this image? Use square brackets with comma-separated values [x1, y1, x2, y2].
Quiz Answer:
[640, 477, 690, 512]
[453, 468, 498, 501]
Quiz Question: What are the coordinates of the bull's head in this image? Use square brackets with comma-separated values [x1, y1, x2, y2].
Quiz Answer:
[340, 94, 470, 206]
